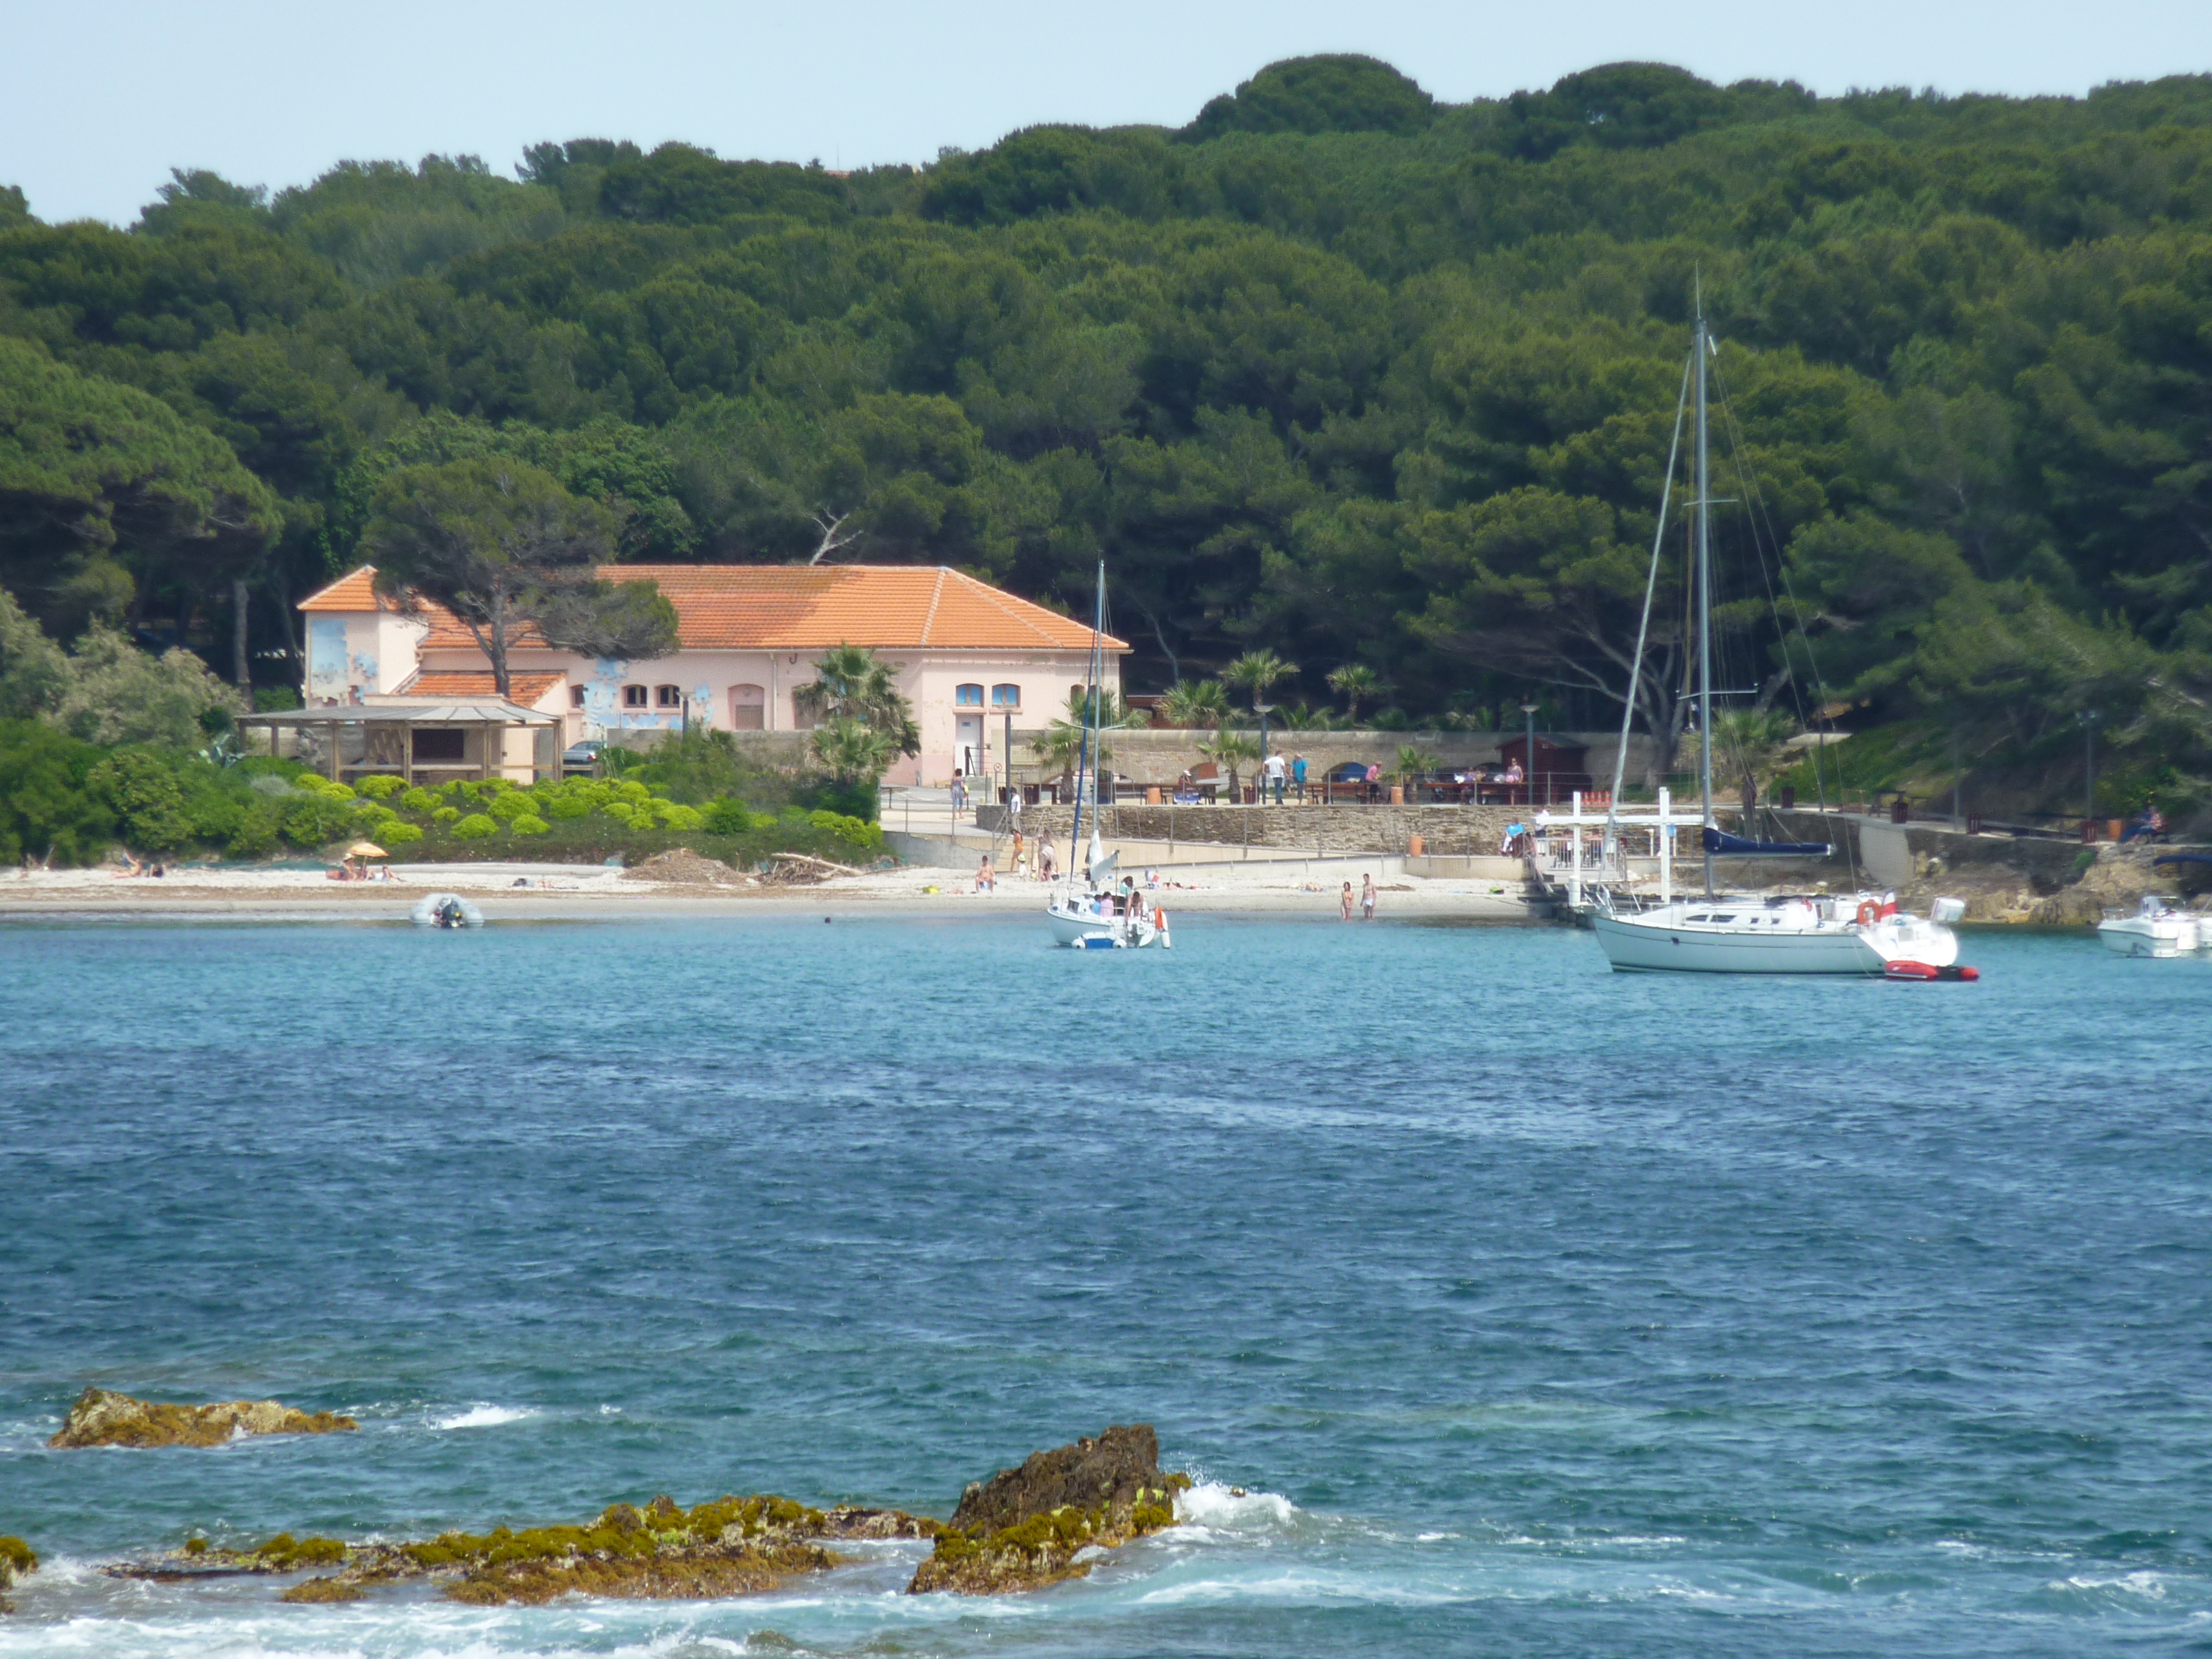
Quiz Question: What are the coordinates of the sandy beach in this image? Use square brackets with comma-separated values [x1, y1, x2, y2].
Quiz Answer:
[0, 856, 1543, 924]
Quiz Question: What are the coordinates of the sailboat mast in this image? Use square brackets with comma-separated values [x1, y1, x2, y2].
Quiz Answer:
[1068, 561, 1105, 880]
[1695, 303, 1716, 899]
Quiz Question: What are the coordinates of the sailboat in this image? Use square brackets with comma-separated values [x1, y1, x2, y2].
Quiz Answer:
[1045, 562, 1170, 950]
[1588, 300, 1962, 976]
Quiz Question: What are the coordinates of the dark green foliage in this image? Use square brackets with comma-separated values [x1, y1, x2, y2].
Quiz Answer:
[5, 57, 2212, 813]
[0, 720, 112, 862]
[1184, 55, 1436, 142]
[87, 748, 195, 850]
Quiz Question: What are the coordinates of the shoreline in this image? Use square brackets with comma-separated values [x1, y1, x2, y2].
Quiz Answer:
[0, 860, 1543, 925]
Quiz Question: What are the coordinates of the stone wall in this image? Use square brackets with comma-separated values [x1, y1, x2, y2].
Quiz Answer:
[982, 801, 1527, 856]
[1037, 728, 1656, 789]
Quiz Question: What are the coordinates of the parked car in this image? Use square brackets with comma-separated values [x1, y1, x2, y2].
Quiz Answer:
[561, 740, 607, 777]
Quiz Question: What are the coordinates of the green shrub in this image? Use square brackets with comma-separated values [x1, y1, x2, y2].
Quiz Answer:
[452, 813, 498, 840]
[432, 805, 460, 824]
[226, 799, 284, 857]
[89, 749, 194, 851]
[511, 814, 551, 835]
[615, 780, 649, 803]
[657, 802, 704, 831]
[297, 776, 356, 801]
[379, 820, 424, 846]
[400, 786, 438, 811]
[603, 801, 637, 823]
[543, 793, 594, 819]
[485, 789, 535, 822]
[355, 775, 406, 799]
[808, 808, 883, 850]
[702, 799, 776, 835]
[478, 776, 512, 795]
[186, 787, 246, 845]
[281, 793, 356, 847]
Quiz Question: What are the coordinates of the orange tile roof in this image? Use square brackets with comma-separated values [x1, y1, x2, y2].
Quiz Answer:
[399, 671, 566, 705]
[405, 565, 1121, 654]
[307, 563, 1120, 653]
[298, 566, 392, 612]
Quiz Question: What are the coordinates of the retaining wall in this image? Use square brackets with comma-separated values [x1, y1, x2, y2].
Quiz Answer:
[980, 801, 1528, 856]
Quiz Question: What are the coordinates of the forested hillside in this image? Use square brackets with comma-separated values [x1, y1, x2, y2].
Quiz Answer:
[5, 55, 2211, 814]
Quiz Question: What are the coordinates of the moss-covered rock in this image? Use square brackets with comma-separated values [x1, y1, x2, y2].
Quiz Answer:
[0, 1535, 36, 1609]
[47, 1387, 358, 1449]
[278, 1575, 363, 1604]
[113, 1492, 934, 1607]
[907, 1426, 1187, 1595]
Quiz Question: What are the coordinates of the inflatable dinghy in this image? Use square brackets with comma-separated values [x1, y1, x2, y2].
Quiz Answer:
[410, 892, 484, 928]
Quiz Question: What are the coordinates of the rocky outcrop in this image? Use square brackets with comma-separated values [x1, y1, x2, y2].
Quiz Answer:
[49, 1388, 357, 1449]
[906, 1425, 1189, 1595]
[0, 1537, 37, 1612]
[116, 1492, 936, 1606]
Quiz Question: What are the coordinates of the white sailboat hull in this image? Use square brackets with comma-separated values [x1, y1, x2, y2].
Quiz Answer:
[1046, 896, 1167, 949]
[1592, 901, 1958, 975]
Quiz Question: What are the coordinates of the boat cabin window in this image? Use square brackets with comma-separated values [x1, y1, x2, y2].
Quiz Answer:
[1687, 914, 1709, 922]
[1709, 914, 1735, 922]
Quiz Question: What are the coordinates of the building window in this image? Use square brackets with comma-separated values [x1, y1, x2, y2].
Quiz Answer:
[955, 683, 984, 706]
[623, 685, 649, 709]
[656, 684, 682, 709]
[729, 683, 765, 730]
[990, 683, 1021, 708]
[569, 685, 586, 709]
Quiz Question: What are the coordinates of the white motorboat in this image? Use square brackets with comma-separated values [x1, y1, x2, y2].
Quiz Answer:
[1593, 891, 1957, 975]
[2097, 896, 2202, 957]
[1045, 563, 1170, 951]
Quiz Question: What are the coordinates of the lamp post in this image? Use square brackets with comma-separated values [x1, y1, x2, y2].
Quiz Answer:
[1520, 699, 1539, 806]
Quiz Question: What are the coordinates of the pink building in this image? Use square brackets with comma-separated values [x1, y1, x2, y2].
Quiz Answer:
[299, 564, 1125, 786]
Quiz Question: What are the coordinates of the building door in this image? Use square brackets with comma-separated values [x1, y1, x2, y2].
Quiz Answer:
[955, 714, 982, 780]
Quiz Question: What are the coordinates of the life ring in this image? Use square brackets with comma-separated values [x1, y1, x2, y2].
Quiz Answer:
[1855, 900, 1880, 927]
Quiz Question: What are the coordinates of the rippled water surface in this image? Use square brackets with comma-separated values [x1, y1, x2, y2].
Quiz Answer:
[3, 914, 2210, 1657]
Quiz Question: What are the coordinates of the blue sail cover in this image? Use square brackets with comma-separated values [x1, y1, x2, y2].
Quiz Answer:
[1702, 827, 1833, 857]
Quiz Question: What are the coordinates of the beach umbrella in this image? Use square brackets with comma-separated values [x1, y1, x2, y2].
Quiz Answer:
[347, 841, 389, 859]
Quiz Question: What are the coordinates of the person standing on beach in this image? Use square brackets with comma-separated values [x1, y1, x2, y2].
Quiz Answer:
[951, 770, 967, 814]
[1341, 880, 1355, 921]
[1361, 873, 1377, 920]
[1292, 752, 1308, 802]
[1264, 751, 1286, 805]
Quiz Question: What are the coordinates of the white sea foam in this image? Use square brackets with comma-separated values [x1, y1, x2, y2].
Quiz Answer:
[1173, 1481, 1299, 1533]
[429, 1403, 538, 1430]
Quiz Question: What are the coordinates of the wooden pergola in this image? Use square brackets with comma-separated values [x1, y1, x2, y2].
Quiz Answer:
[235, 699, 565, 788]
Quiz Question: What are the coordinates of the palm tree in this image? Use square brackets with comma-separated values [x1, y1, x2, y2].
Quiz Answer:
[1159, 678, 1230, 728]
[796, 643, 920, 756]
[1199, 729, 1262, 800]
[1030, 686, 1137, 779]
[1223, 650, 1296, 719]
[813, 714, 896, 785]
[1711, 707, 1797, 814]
[1326, 663, 1385, 726]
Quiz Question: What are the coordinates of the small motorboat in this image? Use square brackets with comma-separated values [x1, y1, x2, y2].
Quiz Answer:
[410, 892, 484, 929]
[2097, 896, 2201, 957]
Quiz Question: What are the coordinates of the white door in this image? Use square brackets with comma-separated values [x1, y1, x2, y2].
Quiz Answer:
[955, 715, 982, 780]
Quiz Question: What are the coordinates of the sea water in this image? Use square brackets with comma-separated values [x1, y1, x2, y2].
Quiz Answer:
[2, 914, 2208, 1657]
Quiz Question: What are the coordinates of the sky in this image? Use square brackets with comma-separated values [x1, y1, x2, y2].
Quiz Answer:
[8, 0, 2210, 225]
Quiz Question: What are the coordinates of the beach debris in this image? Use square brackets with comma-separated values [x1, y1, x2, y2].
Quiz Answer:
[49, 1388, 357, 1450]
[906, 1424, 1188, 1595]
[110, 1495, 937, 1606]
[759, 852, 865, 885]
[0, 1536, 36, 1612]
[622, 848, 754, 887]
